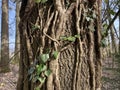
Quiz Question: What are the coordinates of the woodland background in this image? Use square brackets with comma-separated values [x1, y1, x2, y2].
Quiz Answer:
[0, 0, 120, 90]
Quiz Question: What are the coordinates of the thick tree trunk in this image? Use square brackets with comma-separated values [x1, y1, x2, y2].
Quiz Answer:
[0, 0, 10, 72]
[17, 0, 102, 90]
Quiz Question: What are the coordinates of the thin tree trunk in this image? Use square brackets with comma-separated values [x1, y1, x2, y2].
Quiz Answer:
[107, 0, 117, 53]
[119, 5, 120, 53]
[14, 2, 20, 62]
[110, 27, 117, 53]
[0, 0, 10, 72]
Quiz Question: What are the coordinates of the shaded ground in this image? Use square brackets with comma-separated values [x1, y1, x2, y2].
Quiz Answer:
[0, 57, 120, 90]
[102, 57, 120, 90]
[0, 64, 18, 90]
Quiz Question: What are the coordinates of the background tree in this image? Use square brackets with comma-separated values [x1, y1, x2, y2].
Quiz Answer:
[0, 0, 10, 72]
[14, 1, 20, 62]
[101, 0, 120, 57]
[17, 0, 102, 90]
[119, 5, 120, 53]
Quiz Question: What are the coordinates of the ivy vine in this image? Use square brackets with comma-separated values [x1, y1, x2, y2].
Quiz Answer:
[28, 50, 59, 90]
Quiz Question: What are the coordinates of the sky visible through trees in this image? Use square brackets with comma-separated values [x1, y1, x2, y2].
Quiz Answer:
[0, 0, 119, 53]
[0, 0, 16, 54]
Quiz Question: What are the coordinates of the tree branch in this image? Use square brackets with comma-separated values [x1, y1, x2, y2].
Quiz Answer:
[107, 9, 120, 31]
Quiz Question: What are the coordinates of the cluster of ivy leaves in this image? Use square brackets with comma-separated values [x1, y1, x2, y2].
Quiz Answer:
[28, 51, 58, 90]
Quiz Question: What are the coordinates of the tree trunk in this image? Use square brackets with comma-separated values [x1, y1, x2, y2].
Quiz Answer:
[14, 2, 20, 62]
[119, 5, 120, 53]
[107, 0, 117, 54]
[110, 27, 117, 53]
[17, 0, 102, 90]
[0, 0, 10, 72]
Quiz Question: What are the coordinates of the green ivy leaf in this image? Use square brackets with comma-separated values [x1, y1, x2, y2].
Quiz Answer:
[36, 64, 47, 75]
[45, 69, 52, 77]
[35, 87, 40, 90]
[109, 9, 115, 15]
[53, 51, 59, 59]
[103, 23, 108, 30]
[74, 34, 80, 38]
[101, 39, 107, 48]
[41, 0, 48, 3]
[32, 25, 40, 31]
[38, 77, 46, 83]
[35, 0, 41, 3]
[67, 36, 76, 42]
[60, 36, 68, 41]
[40, 54, 49, 63]
[101, 30, 107, 37]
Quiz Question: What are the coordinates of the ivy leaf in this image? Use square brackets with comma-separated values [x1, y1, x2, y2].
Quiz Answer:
[86, 17, 90, 21]
[32, 76, 39, 83]
[41, 0, 48, 3]
[103, 23, 108, 30]
[60, 36, 68, 41]
[60, 36, 76, 42]
[101, 39, 107, 48]
[53, 51, 59, 59]
[35, 0, 41, 3]
[28, 67, 35, 75]
[101, 30, 107, 37]
[35, 87, 40, 90]
[32, 25, 40, 31]
[38, 77, 46, 83]
[45, 69, 52, 77]
[88, 8, 92, 11]
[109, 9, 115, 15]
[92, 12, 96, 18]
[67, 36, 76, 42]
[29, 75, 33, 81]
[88, 24, 95, 32]
[40, 54, 49, 63]
[36, 64, 47, 75]
[74, 34, 80, 38]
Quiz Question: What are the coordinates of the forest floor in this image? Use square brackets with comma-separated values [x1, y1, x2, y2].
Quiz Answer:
[0, 57, 120, 90]
[0, 64, 19, 90]
[102, 56, 120, 90]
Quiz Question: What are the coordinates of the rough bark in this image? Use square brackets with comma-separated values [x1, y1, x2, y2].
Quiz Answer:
[0, 0, 10, 72]
[17, 0, 102, 90]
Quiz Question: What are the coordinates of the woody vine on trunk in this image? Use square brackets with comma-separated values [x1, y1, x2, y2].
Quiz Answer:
[17, 0, 102, 90]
